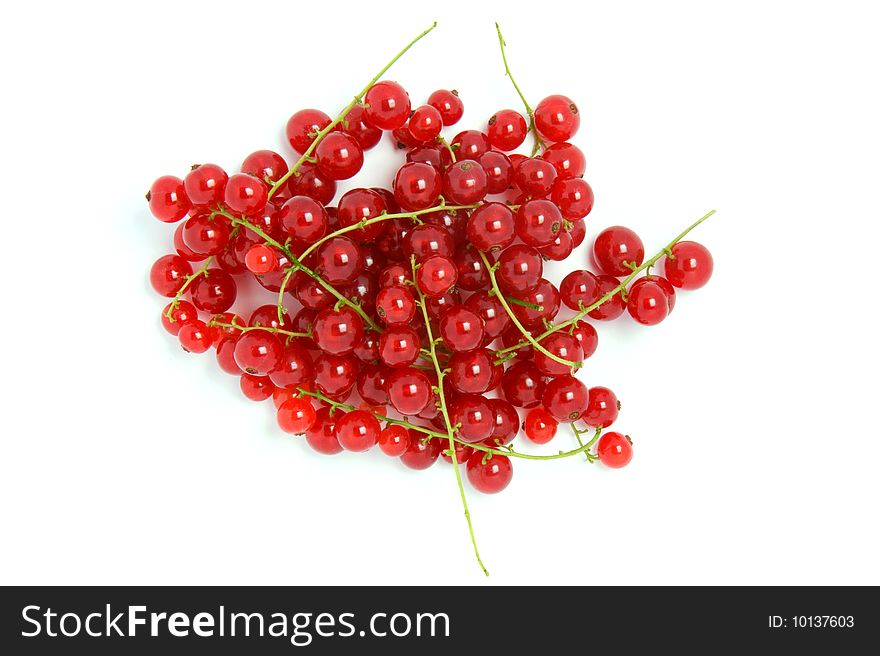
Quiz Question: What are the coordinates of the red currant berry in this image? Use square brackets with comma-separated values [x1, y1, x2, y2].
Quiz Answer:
[341, 104, 382, 150]
[467, 202, 515, 252]
[356, 363, 389, 404]
[403, 223, 455, 260]
[314, 353, 359, 398]
[241, 149, 288, 184]
[514, 200, 563, 247]
[313, 306, 364, 356]
[560, 269, 599, 311]
[510, 278, 561, 329]
[486, 398, 519, 446]
[571, 320, 599, 359]
[501, 360, 546, 408]
[487, 109, 528, 151]
[273, 387, 297, 409]
[542, 375, 588, 421]
[277, 397, 317, 434]
[541, 142, 586, 179]
[479, 151, 514, 194]
[315, 236, 363, 285]
[184, 164, 227, 208]
[455, 246, 491, 291]
[279, 195, 328, 244]
[442, 159, 488, 205]
[215, 336, 241, 375]
[334, 409, 380, 452]
[304, 406, 344, 455]
[568, 217, 586, 247]
[663, 241, 713, 289]
[181, 214, 230, 257]
[597, 431, 632, 468]
[399, 430, 441, 469]
[424, 208, 468, 248]
[539, 231, 573, 261]
[407, 145, 443, 169]
[439, 306, 484, 352]
[233, 331, 284, 375]
[582, 386, 620, 428]
[533, 331, 583, 376]
[173, 223, 206, 262]
[497, 244, 543, 294]
[376, 284, 416, 325]
[379, 324, 421, 368]
[315, 132, 364, 180]
[450, 394, 494, 443]
[150, 254, 192, 297]
[286, 108, 331, 153]
[269, 343, 314, 390]
[440, 441, 476, 466]
[523, 407, 558, 444]
[244, 244, 277, 274]
[287, 162, 336, 206]
[627, 280, 670, 325]
[363, 81, 411, 130]
[534, 94, 580, 142]
[593, 226, 645, 276]
[466, 452, 513, 494]
[240, 373, 275, 402]
[147, 175, 190, 223]
[631, 276, 676, 313]
[427, 89, 464, 126]
[295, 276, 333, 310]
[393, 162, 441, 211]
[514, 158, 557, 198]
[161, 300, 198, 336]
[588, 274, 627, 321]
[551, 178, 594, 219]
[416, 254, 457, 296]
[178, 319, 212, 353]
[409, 104, 443, 142]
[464, 290, 510, 339]
[451, 130, 490, 160]
[224, 173, 268, 216]
[190, 269, 237, 313]
[378, 424, 410, 457]
[449, 348, 495, 394]
[337, 188, 387, 240]
[290, 308, 318, 349]
[386, 367, 432, 415]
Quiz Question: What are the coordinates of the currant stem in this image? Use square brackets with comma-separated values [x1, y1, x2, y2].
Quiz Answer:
[276, 267, 296, 324]
[494, 209, 718, 357]
[411, 255, 488, 577]
[494, 22, 546, 156]
[268, 22, 438, 200]
[164, 256, 214, 320]
[571, 423, 602, 463]
[436, 135, 457, 163]
[208, 319, 308, 340]
[477, 249, 581, 370]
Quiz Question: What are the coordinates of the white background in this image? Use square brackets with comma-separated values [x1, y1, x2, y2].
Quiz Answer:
[1, 0, 878, 586]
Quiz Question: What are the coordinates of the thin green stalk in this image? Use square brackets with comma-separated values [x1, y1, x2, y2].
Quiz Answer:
[268, 22, 438, 199]
[436, 135, 457, 163]
[208, 319, 308, 341]
[495, 22, 545, 156]
[163, 256, 214, 320]
[495, 209, 718, 357]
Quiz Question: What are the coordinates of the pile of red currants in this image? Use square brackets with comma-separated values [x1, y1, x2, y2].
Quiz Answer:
[146, 23, 714, 573]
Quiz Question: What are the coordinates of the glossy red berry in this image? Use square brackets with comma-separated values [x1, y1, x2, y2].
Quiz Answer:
[514, 158, 557, 198]
[178, 319, 213, 353]
[403, 223, 454, 260]
[190, 268, 237, 313]
[582, 386, 620, 428]
[337, 188, 387, 240]
[534, 94, 580, 142]
[442, 159, 488, 205]
[241, 149, 288, 184]
[277, 397, 317, 434]
[386, 368, 432, 416]
[560, 269, 599, 311]
[539, 231, 573, 261]
[427, 89, 464, 126]
[597, 431, 633, 468]
[393, 162, 441, 211]
[376, 285, 416, 325]
[541, 142, 586, 179]
[286, 108, 331, 153]
[224, 173, 268, 216]
[215, 337, 241, 374]
[161, 300, 198, 336]
[501, 360, 546, 408]
[588, 274, 627, 321]
[416, 254, 457, 296]
[268, 343, 314, 390]
[356, 363, 388, 404]
[439, 306, 484, 352]
[663, 241, 714, 289]
[341, 104, 382, 150]
[379, 324, 421, 368]
[184, 164, 228, 207]
[378, 424, 410, 457]
[448, 348, 495, 394]
[364, 80, 411, 130]
[455, 246, 490, 291]
[523, 407, 558, 444]
[467, 202, 515, 252]
[627, 279, 670, 325]
[287, 162, 337, 206]
[479, 151, 514, 194]
[408, 104, 443, 142]
[451, 130, 490, 160]
[407, 145, 443, 169]
[334, 409, 380, 452]
[399, 431, 441, 469]
[315, 236, 363, 285]
[233, 330, 284, 376]
[509, 278, 561, 329]
[240, 373, 275, 401]
[466, 452, 512, 494]
[313, 353, 359, 399]
[485, 399, 519, 447]
[533, 331, 583, 376]
[515, 200, 563, 247]
[631, 276, 676, 313]
[304, 406, 344, 455]
[150, 254, 193, 297]
[181, 213, 229, 257]
[487, 109, 528, 151]
[497, 244, 543, 294]
[464, 290, 510, 339]
[542, 375, 589, 421]
[568, 217, 586, 247]
[244, 244, 277, 274]
[450, 394, 494, 443]
[147, 175, 190, 223]
[593, 226, 645, 276]
[313, 306, 364, 356]
[551, 178, 594, 219]
[571, 320, 599, 359]
[173, 223, 206, 262]
[279, 195, 328, 243]
[315, 132, 364, 180]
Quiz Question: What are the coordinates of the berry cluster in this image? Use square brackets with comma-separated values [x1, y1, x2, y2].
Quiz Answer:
[146, 23, 714, 574]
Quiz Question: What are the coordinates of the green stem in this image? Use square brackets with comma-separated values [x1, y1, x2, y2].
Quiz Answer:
[436, 135, 457, 163]
[412, 255, 488, 577]
[571, 423, 602, 463]
[268, 22, 438, 200]
[477, 250, 581, 370]
[495, 209, 718, 357]
[164, 256, 214, 320]
[495, 22, 545, 155]
[276, 267, 296, 324]
[208, 319, 308, 341]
